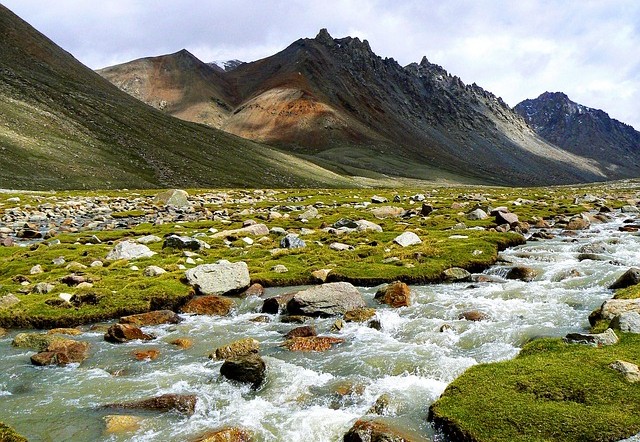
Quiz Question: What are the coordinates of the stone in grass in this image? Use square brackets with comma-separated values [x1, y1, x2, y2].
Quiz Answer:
[609, 312, 640, 333]
[211, 338, 260, 360]
[104, 393, 197, 415]
[564, 328, 619, 346]
[466, 208, 488, 220]
[609, 360, 640, 383]
[280, 234, 306, 249]
[393, 232, 421, 247]
[192, 427, 252, 442]
[106, 240, 155, 260]
[185, 261, 250, 296]
[104, 324, 155, 344]
[0, 294, 20, 309]
[220, 353, 266, 389]
[287, 282, 366, 317]
[137, 235, 162, 244]
[163, 235, 209, 251]
[143, 265, 166, 277]
[375, 282, 411, 308]
[311, 268, 332, 283]
[180, 295, 233, 316]
[153, 189, 189, 207]
[272, 264, 289, 273]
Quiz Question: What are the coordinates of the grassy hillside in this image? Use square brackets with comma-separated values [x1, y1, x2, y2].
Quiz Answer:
[0, 5, 356, 190]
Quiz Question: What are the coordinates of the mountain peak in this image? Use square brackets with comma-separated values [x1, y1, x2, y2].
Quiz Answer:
[315, 28, 333, 44]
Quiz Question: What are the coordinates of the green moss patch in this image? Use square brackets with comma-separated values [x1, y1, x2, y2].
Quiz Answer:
[0, 422, 28, 442]
[429, 333, 640, 442]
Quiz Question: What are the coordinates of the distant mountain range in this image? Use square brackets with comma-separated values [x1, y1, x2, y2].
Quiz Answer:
[1, 2, 638, 189]
[515, 92, 640, 175]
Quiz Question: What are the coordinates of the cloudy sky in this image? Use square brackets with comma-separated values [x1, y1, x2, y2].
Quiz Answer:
[4, 0, 639, 129]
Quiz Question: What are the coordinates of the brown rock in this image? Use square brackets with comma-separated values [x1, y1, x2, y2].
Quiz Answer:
[311, 268, 332, 283]
[60, 274, 87, 286]
[104, 323, 155, 344]
[375, 281, 411, 308]
[47, 328, 82, 336]
[0, 327, 6, 337]
[103, 415, 141, 434]
[281, 336, 344, 352]
[505, 266, 538, 282]
[220, 353, 266, 388]
[241, 283, 264, 298]
[31, 339, 90, 366]
[344, 419, 429, 442]
[169, 338, 193, 349]
[180, 295, 233, 316]
[119, 310, 182, 327]
[212, 338, 260, 360]
[104, 393, 197, 415]
[565, 215, 590, 230]
[284, 325, 317, 339]
[133, 349, 160, 361]
[458, 311, 489, 322]
[344, 308, 376, 323]
[193, 427, 252, 442]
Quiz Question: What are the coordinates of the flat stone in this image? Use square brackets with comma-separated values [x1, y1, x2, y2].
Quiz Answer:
[393, 231, 421, 247]
[564, 328, 619, 346]
[180, 295, 233, 316]
[281, 336, 344, 352]
[104, 393, 197, 415]
[103, 415, 142, 434]
[185, 260, 250, 296]
[211, 224, 270, 239]
[329, 242, 354, 251]
[287, 282, 365, 316]
[119, 310, 182, 327]
[212, 338, 260, 360]
[106, 240, 155, 260]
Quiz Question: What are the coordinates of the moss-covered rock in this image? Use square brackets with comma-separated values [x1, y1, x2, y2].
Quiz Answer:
[0, 422, 28, 442]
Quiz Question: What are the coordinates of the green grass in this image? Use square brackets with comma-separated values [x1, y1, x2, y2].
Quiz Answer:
[429, 333, 640, 442]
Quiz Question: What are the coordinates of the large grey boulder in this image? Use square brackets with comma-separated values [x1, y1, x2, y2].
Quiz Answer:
[394, 232, 422, 247]
[495, 211, 518, 225]
[609, 268, 640, 290]
[287, 282, 365, 316]
[610, 312, 640, 333]
[211, 223, 270, 239]
[466, 209, 488, 220]
[598, 298, 640, 321]
[106, 240, 155, 260]
[185, 260, 250, 295]
[355, 219, 383, 232]
[153, 189, 189, 207]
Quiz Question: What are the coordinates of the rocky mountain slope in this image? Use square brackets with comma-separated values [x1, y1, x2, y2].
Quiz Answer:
[515, 92, 640, 176]
[99, 29, 609, 186]
[0, 6, 356, 190]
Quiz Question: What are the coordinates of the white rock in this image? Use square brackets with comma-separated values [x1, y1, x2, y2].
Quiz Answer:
[137, 235, 162, 244]
[90, 260, 104, 267]
[59, 293, 72, 303]
[130, 266, 139, 271]
[394, 232, 422, 247]
[30, 264, 44, 275]
[106, 240, 155, 260]
[185, 260, 250, 295]
[185, 257, 196, 265]
[272, 264, 289, 273]
[144, 266, 166, 277]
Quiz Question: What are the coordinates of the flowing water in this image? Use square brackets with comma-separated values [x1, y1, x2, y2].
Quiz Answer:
[1, 214, 639, 441]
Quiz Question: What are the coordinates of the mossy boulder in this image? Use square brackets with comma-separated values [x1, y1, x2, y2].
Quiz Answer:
[0, 422, 27, 442]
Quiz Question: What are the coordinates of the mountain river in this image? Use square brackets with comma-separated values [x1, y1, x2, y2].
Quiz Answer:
[1, 212, 639, 441]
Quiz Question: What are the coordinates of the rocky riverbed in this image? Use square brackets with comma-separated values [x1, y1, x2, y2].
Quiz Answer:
[0, 183, 639, 441]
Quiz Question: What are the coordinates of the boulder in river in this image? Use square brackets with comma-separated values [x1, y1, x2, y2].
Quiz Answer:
[211, 338, 260, 360]
[119, 310, 182, 327]
[609, 268, 640, 290]
[284, 325, 317, 339]
[442, 267, 471, 282]
[103, 415, 142, 434]
[180, 295, 233, 316]
[220, 353, 266, 389]
[192, 427, 252, 442]
[185, 261, 250, 296]
[343, 419, 429, 442]
[287, 282, 365, 316]
[30, 339, 90, 366]
[344, 308, 376, 323]
[458, 311, 489, 322]
[106, 240, 155, 260]
[375, 282, 411, 308]
[505, 266, 538, 282]
[281, 336, 344, 352]
[105, 393, 197, 415]
[261, 293, 295, 314]
[104, 324, 155, 343]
